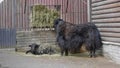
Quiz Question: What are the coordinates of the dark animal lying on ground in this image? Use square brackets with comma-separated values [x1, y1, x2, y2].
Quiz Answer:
[26, 43, 55, 55]
[26, 43, 40, 55]
[40, 46, 55, 55]
[54, 18, 102, 57]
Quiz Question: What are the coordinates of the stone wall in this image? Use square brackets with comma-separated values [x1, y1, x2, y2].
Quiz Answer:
[103, 42, 120, 64]
[16, 29, 60, 52]
[17, 30, 56, 45]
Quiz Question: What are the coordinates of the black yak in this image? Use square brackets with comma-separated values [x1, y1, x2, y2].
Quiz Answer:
[54, 18, 102, 57]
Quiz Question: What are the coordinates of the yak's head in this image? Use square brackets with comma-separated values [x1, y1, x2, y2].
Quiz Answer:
[53, 18, 64, 31]
[29, 43, 40, 51]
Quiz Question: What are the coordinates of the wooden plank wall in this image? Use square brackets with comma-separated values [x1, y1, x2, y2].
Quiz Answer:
[91, 0, 120, 43]
[0, 0, 88, 30]
[61, 0, 88, 24]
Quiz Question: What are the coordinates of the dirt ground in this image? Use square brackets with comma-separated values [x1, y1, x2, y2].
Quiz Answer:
[0, 49, 120, 68]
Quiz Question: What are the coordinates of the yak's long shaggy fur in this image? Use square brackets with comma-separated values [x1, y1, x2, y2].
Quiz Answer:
[26, 43, 55, 55]
[54, 18, 102, 57]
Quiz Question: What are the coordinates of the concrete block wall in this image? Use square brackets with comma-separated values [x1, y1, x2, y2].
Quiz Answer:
[103, 42, 120, 64]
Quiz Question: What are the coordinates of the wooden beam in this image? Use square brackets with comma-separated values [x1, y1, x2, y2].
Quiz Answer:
[92, 12, 120, 19]
[92, 0, 103, 3]
[92, 0, 120, 7]
[102, 37, 120, 43]
[92, 18, 120, 23]
[101, 32, 120, 38]
[24, 0, 27, 14]
[95, 23, 120, 28]
[99, 28, 120, 33]
[92, 2, 120, 11]
[92, 7, 120, 15]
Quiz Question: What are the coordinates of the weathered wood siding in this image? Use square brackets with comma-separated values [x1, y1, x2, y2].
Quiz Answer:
[0, 0, 15, 29]
[91, 0, 120, 43]
[21, 0, 88, 26]
[0, 0, 88, 30]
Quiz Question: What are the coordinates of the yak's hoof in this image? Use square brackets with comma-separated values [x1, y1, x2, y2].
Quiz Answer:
[89, 55, 92, 58]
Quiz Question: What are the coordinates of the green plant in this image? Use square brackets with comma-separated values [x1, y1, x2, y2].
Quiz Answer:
[30, 5, 60, 28]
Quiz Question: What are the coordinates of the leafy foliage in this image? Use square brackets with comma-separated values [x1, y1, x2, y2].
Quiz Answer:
[30, 5, 60, 28]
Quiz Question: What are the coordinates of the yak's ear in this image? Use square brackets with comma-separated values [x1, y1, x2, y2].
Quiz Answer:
[53, 19, 59, 28]
[53, 18, 63, 27]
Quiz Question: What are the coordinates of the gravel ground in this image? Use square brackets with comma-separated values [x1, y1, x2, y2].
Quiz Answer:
[0, 49, 120, 68]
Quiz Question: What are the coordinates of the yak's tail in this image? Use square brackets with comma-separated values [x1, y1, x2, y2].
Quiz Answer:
[92, 24, 103, 49]
[94, 28, 103, 49]
[86, 23, 103, 50]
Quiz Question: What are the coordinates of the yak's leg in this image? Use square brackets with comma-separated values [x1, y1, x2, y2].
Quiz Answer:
[65, 49, 69, 56]
[26, 50, 31, 54]
[89, 50, 92, 58]
[61, 48, 65, 56]
[92, 49, 96, 58]
[34, 51, 39, 55]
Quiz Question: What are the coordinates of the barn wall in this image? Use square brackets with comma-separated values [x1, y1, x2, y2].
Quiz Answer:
[0, 0, 15, 29]
[91, 0, 120, 64]
[0, 0, 88, 48]
[60, 0, 88, 24]
[22, 0, 88, 28]
[0, 0, 88, 30]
